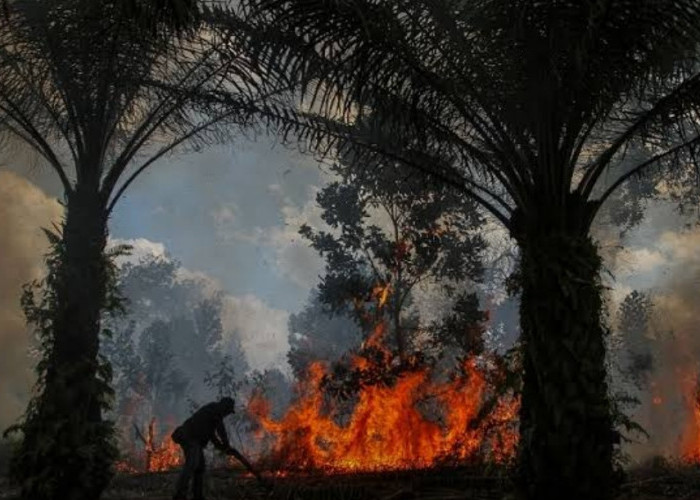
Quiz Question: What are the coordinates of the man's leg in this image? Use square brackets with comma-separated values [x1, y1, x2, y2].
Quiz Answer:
[174, 442, 201, 500]
[192, 446, 206, 500]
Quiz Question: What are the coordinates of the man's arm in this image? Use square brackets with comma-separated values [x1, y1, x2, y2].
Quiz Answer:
[212, 420, 230, 451]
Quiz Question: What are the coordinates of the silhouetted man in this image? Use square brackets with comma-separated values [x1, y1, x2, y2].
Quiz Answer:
[171, 397, 235, 500]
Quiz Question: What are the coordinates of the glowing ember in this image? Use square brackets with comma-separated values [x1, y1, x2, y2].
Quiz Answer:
[114, 460, 139, 474]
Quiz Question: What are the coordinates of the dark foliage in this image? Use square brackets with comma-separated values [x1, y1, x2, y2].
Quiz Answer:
[300, 127, 487, 362]
[233, 2, 700, 498]
[3, 234, 128, 500]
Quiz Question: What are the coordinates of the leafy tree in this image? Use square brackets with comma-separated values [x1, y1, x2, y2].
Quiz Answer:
[430, 293, 488, 358]
[300, 146, 486, 361]
[7, 234, 128, 500]
[241, 1, 700, 498]
[101, 320, 144, 413]
[0, 1, 277, 498]
[617, 291, 655, 389]
[138, 320, 188, 418]
[204, 355, 243, 401]
[118, 257, 199, 323]
[105, 255, 249, 418]
[287, 290, 363, 379]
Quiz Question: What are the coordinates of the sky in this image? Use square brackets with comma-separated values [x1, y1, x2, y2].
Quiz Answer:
[3, 133, 700, 461]
[0, 136, 331, 429]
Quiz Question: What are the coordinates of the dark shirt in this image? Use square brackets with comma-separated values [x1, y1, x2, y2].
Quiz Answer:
[177, 402, 229, 449]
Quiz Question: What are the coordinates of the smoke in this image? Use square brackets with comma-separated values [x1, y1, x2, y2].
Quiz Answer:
[221, 294, 290, 373]
[598, 202, 700, 463]
[109, 237, 291, 375]
[640, 228, 700, 460]
[0, 170, 62, 431]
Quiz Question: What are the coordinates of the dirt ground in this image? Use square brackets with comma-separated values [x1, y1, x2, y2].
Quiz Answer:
[3, 464, 700, 499]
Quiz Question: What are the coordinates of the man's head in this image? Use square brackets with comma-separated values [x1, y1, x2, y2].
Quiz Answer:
[219, 397, 235, 415]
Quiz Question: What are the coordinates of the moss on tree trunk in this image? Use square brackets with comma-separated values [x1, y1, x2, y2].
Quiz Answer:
[516, 229, 617, 500]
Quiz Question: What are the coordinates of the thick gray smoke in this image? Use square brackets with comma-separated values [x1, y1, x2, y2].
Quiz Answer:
[598, 200, 700, 464]
[0, 170, 62, 431]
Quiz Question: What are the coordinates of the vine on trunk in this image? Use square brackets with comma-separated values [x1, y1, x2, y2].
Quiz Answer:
[517, 231, 620, 500]
[3, 229, 130, 500]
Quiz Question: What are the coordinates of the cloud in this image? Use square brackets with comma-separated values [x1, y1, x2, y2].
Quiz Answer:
[226, 186, 326, 291]
[221, 294, 290, 373]
[108, 237, 167, 266]
[0, 170, 62, 431]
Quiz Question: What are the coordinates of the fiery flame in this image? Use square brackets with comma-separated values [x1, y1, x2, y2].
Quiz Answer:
[248, 358, 517, 472]
[144, 418, 183, 472]
[371, 283, 392, 309]
[248, 280, 518, 474]
[115, 417, 183, 473]
[246, 279, 518, 472]
[681, 369, 700, 462]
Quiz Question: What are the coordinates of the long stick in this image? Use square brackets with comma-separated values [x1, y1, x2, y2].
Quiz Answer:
[133, 422, 148, 446]
[227, 447, 272, 491]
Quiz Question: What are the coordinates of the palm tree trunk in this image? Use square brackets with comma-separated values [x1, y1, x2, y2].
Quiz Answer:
[17, 185, 116, 500]
[516, 227, 617, 500]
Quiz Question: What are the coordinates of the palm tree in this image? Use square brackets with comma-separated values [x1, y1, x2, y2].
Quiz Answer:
[238, 1, 700, 498]
[0, 1, 282, 498]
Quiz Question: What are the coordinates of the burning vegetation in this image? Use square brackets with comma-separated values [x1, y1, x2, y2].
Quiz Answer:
[113, 281, 519, 477]
[247, 358, 518, 473]
[681, 371, 700, 463]
[245, 282, 519, 474]
[116, 418, 182, 473]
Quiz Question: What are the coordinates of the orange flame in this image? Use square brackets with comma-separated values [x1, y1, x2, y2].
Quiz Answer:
[145, 418, 183, 472]
[681, 369, 700, 462]
[248, 356, 518, 472]
[115, 417, 183, 473]
[371, 283, 392, 309]
[246, 281, 518, 472]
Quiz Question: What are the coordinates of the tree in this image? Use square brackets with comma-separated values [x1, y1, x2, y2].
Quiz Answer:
[138, 320, 188, 418]
[617, 291, 655, 389]
[430, 293, 488, 358]
[287, 289, 363, 379]
[300, 142, 486, 362]
[101, 320, 144, 415]
[0, 1, 274, 494]
[105, 254, 249, 418]
[241, 1, 700, 498]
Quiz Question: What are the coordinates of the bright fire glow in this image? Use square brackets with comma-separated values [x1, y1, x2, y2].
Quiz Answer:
[247, 289, 519, 474]
[115, 417, 183, 473]
[681, 370, 700, 462]
[248, 358, 518, 472]
[144, 418, 183, 472]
